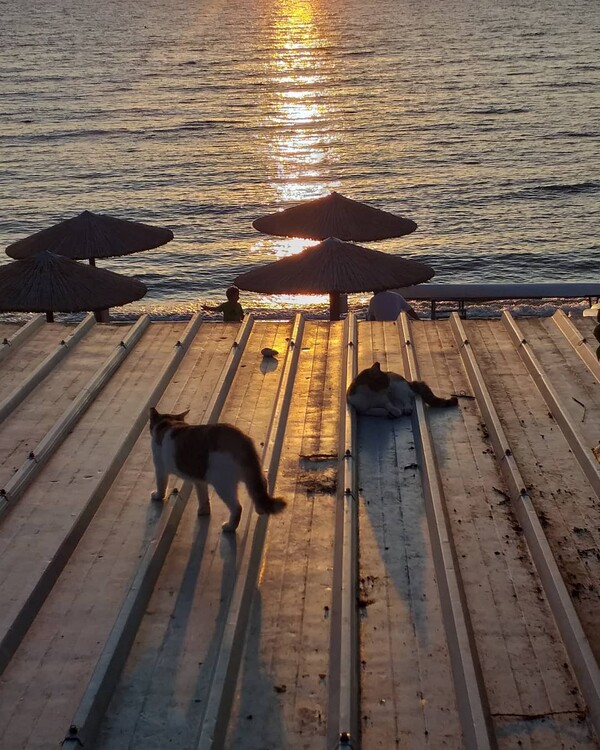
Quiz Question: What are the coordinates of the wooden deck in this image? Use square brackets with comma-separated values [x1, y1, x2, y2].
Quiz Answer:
[0, 312, 599, 749]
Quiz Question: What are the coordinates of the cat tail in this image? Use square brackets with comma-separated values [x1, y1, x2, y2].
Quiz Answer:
[410, 381, 458, 408]
[239, 437, 287, 515]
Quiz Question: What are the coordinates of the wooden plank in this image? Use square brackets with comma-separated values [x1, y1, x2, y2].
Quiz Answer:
[502, 311, 600, 499]
[196, 315, 305, 749]
[0, 320, 196, 691]
[225, 320, 343, 750]
[93, 321, 296, 750]
[519, 317, 600, 442]
[0, 320, 200, 749]
[18, 322, 243, 750]
[0, 315, 151, 514]
[463, 320, 600, 646]
[60, 319, 254, 749]
[0, 323, 127, 492]
[0, 315, 45, 365]
[571, 314, 599, 343]
[455, 316, 600, 740]
[400, 314, 495, 749]
[421, 318, 595, 746]
[0, 314, 95, 425]
[551, 310, 600, 381]
[356, 321, 462, 748]
[0, 323, 21, 342]
[0, 322, 68, 401]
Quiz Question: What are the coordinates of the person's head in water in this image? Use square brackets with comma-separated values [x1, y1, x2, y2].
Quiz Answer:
[226, 286, 240, 302]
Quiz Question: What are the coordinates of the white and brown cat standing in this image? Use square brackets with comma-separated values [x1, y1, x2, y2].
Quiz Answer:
[347, 361, 458, 418]
[149, 408, 286, 532]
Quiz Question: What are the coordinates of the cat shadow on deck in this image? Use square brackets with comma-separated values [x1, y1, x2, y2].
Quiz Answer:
[117, 518, 238, 742]
[357, 414, 430, 647]
[184, 531, 239, 725]
[226, 589, 287, 746]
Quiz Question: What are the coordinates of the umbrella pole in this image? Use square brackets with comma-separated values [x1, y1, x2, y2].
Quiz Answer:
[329, 292, 341, 321]
[46, 312, 54, 323]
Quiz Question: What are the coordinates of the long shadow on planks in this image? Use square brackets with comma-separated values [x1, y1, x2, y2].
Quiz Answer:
[97, 517, 238, 748]
[226, 591, 288, 748]
[357, 415, 430, 645]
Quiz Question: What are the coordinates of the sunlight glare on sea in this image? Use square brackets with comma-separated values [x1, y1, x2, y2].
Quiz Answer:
[265, 0, 340, 203]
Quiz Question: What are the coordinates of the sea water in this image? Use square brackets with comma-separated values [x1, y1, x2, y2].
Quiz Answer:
[1, 0, 598, 319]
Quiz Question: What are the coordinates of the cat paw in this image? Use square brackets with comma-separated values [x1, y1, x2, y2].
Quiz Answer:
[222, 507, 242, 532]
[151, 491, 165, 502]
[402, 407, 413, 416]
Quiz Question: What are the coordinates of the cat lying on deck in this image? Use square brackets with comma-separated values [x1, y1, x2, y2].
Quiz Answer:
[149, 408, 286, 532]
[347, 361, 458, 418]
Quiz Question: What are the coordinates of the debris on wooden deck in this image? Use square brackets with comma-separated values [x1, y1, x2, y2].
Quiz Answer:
[0, 311, 598, 749]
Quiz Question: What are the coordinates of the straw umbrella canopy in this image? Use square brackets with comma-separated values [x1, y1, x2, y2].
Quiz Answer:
[6, 210, 173, 265]
[252, 191, 417, 242]
[0, 251, 147, 322]
[235, 237, 434, 320]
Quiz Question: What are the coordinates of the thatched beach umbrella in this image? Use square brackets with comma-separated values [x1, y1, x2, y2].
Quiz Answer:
[252, 191, 417, 242]
[6, 210, 173, 266]
[0, 251, 147, 322]
[235, 237, 434, 320]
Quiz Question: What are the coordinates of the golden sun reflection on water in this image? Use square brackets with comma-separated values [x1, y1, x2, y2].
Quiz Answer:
[273, 236, 311, 258]
[268, 0, 338, 206]
[250, 0, 340, 313]
[255, 293, 329, 311]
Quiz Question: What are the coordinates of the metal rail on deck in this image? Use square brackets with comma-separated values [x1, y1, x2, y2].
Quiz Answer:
[551, 310, 600, 383]
[0, 315, 202, 677]
[196, 314, 305, 750]
[502, 311, 600, 499]
[449, 312, 600, 738]
[400, 313, 495, 750]
[61, 316, 255, 749]
[327, 313, 360, 750]
[0, 314, 45, 364]
[0, 313, 95, 425]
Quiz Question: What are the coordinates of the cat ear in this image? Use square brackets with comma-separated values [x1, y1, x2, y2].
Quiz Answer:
[372, 361, 381, 372]
[173, 409, 190, 421]
[149, 407, 158, 418]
